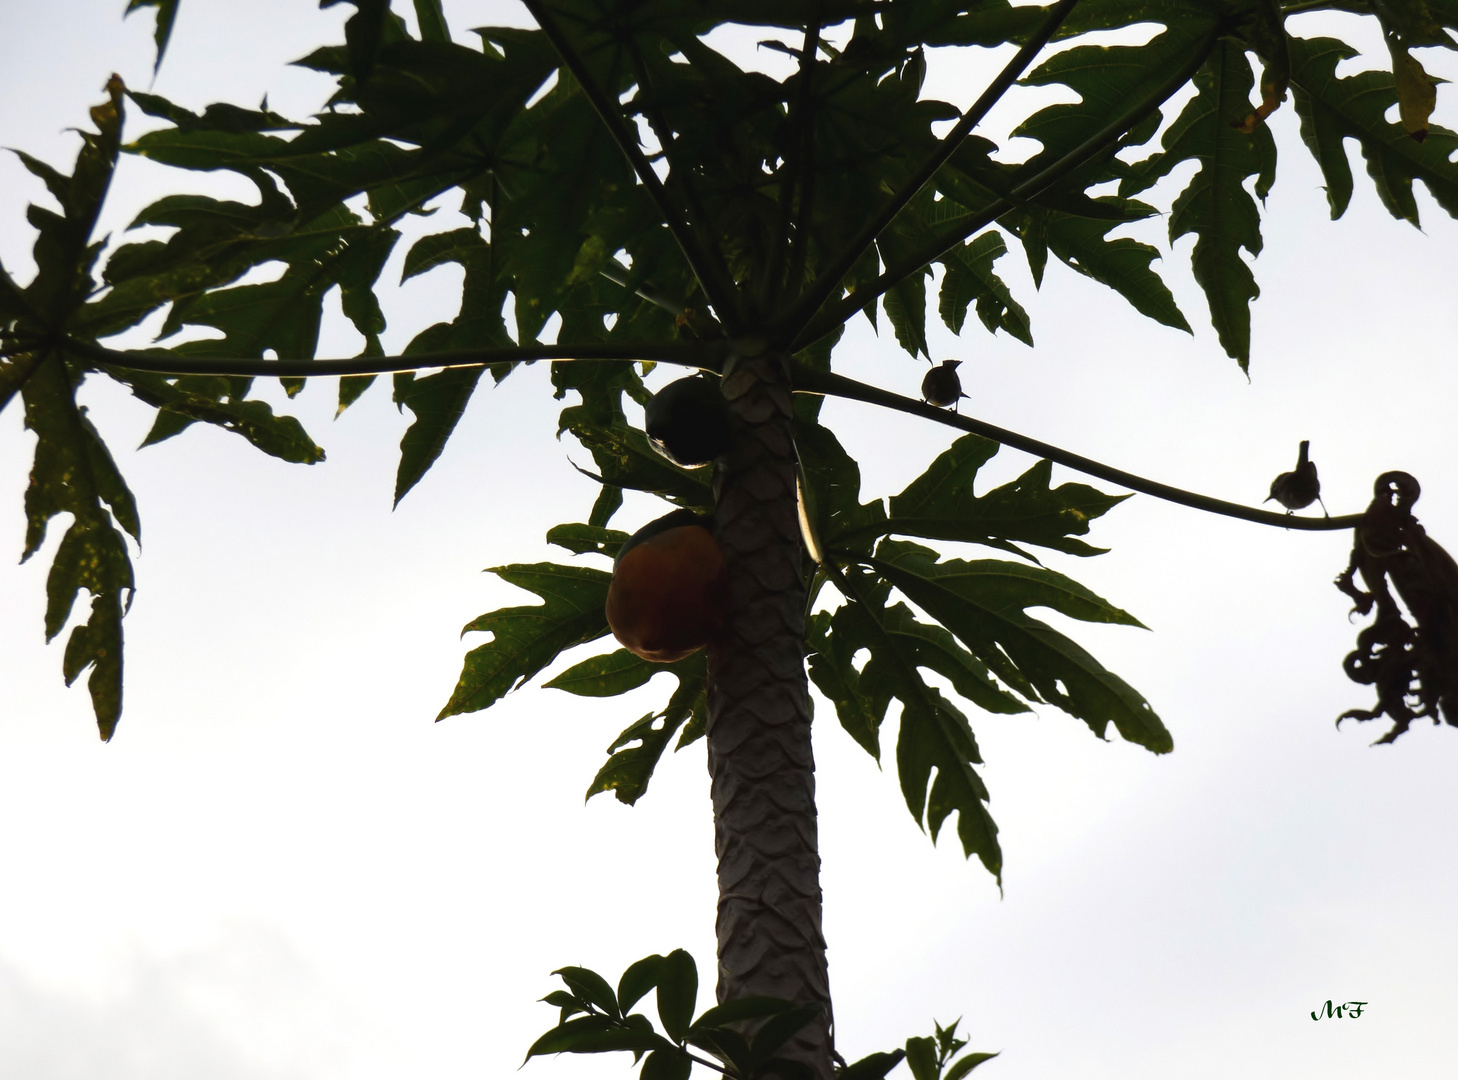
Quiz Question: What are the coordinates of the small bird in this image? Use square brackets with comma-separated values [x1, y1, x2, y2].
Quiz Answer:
[922, 359, 969, 411]
[1265, 440, 1328, 515]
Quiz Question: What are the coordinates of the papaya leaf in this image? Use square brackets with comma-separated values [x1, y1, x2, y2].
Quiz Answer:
[116, 370, 325, 464]
[937, 230, 1032, 345]
[868, 540, 1171, 754]
[1015, 15, 1220, 185]
[823, 566, 1003, 877]
[7, 80, 138, 739]
[393, 365, 483, 505]
[412, 0, 450, 42]
[21, 358, 137, 741]
[1122, 40, 1275, 369]
[883, 268, 931, 359]
[0, 349, 48, 417]
[438, 563, 612, 719]
[795, 419, 887, 559]
[547, 652, 707, 806]
[553, 361, 706, 513]
[392, 228, 512, 504]
[1288, 35, 1458, 226]
[547, 523, 629, 560]
[1224, 0, 1290, 131]
[547, 648, 664, 699]
[877, 604, 1031, 719]
[885, 437, 1130, 559]
[1036, 208, 1190, 334]
[124, 0, 181, 74]
[566, 419, 715, 512]
[590, 486, 625, 529]
[806, 610, 889, 759]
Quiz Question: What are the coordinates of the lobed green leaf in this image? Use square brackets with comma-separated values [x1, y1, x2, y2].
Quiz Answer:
[438, 563, 613, 719]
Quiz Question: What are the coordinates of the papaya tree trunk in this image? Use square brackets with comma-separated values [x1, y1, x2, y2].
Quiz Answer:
[708, 347, 831, 1078]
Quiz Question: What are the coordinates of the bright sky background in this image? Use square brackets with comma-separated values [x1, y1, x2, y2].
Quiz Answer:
[2, 3, 1457, 1079]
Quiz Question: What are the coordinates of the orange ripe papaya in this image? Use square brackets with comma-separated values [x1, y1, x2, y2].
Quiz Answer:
[606, 510, 727, 663]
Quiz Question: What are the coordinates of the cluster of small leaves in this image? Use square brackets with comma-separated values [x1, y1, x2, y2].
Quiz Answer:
[528, 950, 826, 1080]
[528, 952, 996, 1080]
[902, 1019, 998, 1080]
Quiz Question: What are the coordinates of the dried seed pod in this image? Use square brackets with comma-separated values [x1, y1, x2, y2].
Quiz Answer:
[1335, 472, 1458, 742]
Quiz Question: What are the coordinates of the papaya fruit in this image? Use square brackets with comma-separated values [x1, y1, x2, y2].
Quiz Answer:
[645, 375, 732, 467]
[606, 509, 728, 662]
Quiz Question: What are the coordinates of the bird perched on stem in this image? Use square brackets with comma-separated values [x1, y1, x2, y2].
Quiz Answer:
[1266, 440, 1327, 515]
[922, 359, 969, 411]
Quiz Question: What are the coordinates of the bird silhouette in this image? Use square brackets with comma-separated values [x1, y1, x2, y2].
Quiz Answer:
[1265, 440, 1327, 515]
[922, 359, 968, 411]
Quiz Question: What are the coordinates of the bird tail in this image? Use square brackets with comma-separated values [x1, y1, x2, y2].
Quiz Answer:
[1297, 440, 1310, 465]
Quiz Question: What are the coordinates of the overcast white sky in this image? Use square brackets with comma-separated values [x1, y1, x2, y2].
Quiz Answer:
[2, 3, 1457, 1079]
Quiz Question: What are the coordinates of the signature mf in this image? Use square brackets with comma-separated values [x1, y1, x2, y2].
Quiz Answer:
[1311, 1000, 1368, 1020]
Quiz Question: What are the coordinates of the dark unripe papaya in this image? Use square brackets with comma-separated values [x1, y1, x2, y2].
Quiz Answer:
[645, 375, 732, 467]
[606, 509, 727, 663]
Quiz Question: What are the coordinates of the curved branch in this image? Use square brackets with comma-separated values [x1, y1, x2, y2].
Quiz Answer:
[523, 0, 743, 328]
[795, 366, 1363, 532]
[786, 27, 1218, 350]
[781, 0, 1082, 337]
[59, 337, 728, 378]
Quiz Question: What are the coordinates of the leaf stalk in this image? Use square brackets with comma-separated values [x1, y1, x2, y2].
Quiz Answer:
[796, 365, 1363, 532]
[58, 337, 728, 378]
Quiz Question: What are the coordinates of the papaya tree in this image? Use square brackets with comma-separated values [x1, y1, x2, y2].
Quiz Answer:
[1, 1, 1455, 1078]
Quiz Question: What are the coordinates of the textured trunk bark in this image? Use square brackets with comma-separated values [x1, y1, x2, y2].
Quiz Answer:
[707, 347, 831, 1079]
